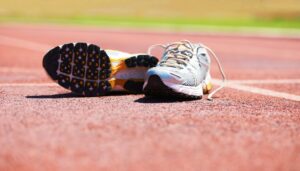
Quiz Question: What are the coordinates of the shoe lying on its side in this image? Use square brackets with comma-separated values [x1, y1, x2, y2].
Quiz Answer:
[43, 42, 158, 96]
[143, 40, 226, 100]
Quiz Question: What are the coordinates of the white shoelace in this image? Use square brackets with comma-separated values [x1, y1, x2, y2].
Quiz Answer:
[148, 40, 226, 100]
[199, 44, 226, 101]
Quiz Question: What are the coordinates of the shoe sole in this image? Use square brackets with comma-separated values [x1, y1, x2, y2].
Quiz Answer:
[143, 75, 202, 99]
[43, 42, 158, 96]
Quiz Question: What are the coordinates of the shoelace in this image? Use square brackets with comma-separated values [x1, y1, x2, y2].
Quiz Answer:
[148, 40, 226, 101]
[199, 43, 226, 101]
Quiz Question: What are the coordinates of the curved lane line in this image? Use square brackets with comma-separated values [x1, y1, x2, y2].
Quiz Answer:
[227, 79, 300, 84]
[213, 79, 300, 102]
[0, 83, 56, 87]
[0, 35, 51, 52]
[0, 79, 299, 101]
[0, 35, 299, 101]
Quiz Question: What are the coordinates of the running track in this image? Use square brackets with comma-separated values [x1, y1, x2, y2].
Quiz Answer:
[0, 24, 299, 171]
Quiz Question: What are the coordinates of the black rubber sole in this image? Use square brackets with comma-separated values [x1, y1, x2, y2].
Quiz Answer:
[143, 75, 201, 99]
[43, 42, 158, 96]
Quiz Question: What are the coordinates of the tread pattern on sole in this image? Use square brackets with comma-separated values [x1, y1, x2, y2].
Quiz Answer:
[125, 55, 158, 68]
[143, 75, 201, 99]
[43, 43, 159, 96]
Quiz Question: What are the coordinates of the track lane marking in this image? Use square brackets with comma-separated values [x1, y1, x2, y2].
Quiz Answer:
[0, 67, 42, 73]
[0, 83, 56, 87]
[0, 79, 299, 101]
[213, 79, 300, 102]
[226, 79, 300, 84]
[1, 67, 300, 85]
[0, 34, 299, 101]
[0, 35, 51, 52]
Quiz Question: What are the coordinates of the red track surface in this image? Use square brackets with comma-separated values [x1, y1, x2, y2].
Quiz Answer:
[0, 24, 299, 171]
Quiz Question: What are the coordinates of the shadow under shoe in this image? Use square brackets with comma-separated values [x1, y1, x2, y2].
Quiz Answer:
[143, 75, 202, 100]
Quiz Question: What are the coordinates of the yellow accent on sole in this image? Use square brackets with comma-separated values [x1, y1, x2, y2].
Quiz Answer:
[111, 61, 127, 76]
[203, 82, 213, 94]
[110, 57, 127, 62]
[109, 78, 145, 88]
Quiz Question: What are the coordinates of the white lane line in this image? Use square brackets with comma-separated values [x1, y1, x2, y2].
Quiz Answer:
[2, 66, 300, 85]
[227, 79, 300, 84]
[213, 79, 300, 102]
[0, 35, 51, 52]
[0, 83, 57, 87]
[0, 67, 42, 73]
[1, 80, 299, 101]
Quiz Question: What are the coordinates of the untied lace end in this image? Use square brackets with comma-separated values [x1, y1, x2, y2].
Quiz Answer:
[200, 44, 227, 101]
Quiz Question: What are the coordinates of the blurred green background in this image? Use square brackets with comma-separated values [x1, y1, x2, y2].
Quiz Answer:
[1, 0, 300, 29]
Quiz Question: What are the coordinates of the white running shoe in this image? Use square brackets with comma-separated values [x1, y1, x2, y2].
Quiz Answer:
[143, 40, 226, 100]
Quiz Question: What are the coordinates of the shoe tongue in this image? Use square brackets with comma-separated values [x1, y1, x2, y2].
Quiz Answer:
[160, 42, 193, 68]
[167, 42, 192, 52]
[165, 42, 193, 59]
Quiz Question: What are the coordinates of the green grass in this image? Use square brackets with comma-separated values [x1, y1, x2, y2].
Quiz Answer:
[1, 15, 300, 30]
[1, 0, 300, 30]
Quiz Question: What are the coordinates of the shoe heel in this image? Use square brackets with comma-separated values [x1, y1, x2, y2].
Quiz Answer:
[111, 55, 158, 76]
[109, 55, 158, 93]
[124, 55, 158, 68]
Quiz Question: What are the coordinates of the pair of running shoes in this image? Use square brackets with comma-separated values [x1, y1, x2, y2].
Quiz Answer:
[43, 40, 226, 100]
